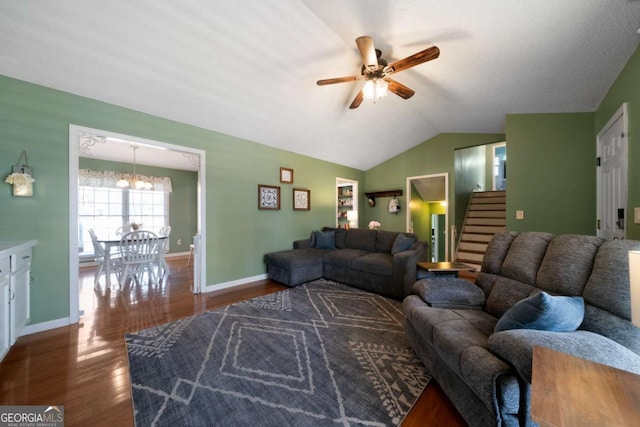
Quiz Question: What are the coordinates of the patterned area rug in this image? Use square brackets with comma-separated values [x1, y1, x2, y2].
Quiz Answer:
[125, 279, 430, 426]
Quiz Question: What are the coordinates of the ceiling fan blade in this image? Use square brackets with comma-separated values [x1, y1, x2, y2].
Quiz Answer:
[316, 76, 359, 86]
[349, 91, 364, 109]
[355, 36, 378, 69]
[384, 78, 415, 99]
[385, 46, 440, 74]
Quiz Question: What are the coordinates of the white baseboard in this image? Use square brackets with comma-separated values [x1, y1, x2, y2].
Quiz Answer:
[21, 273, 268, 336]
[21, 317, 71, 336]
[202, 274, 269, 293]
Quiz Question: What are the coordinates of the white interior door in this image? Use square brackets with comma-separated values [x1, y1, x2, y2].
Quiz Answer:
[597, 103, 628, 240]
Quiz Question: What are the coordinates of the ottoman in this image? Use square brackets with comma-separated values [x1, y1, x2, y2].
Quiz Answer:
[263, 248, 329, 286]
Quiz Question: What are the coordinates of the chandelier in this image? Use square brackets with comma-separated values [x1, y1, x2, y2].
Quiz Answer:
[117, 146, 153, 190]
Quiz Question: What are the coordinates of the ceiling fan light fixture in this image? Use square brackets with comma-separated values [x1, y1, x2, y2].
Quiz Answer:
[363, 79, 388, 101]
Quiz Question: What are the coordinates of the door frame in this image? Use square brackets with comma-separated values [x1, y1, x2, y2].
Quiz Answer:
[596, 103, 628, 239]
[68, 125, 207, 324]
[406, 173, 449, 261]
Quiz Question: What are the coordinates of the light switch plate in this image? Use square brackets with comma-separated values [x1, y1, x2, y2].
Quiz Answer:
[516, 210, 525, 220]
[635, 207, 640, 224]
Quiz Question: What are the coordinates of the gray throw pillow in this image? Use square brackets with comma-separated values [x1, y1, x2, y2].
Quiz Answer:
[391, 234, 416, 255]
[494, 291, 584, 333]
[314, 231, 336, 249]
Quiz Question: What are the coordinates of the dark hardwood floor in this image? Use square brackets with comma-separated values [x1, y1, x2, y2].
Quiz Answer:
[0, 258, 466, 426]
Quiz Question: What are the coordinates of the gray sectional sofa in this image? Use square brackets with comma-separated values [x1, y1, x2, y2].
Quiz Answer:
[264, 227, 427, 300]
[404, 231, 640, 426]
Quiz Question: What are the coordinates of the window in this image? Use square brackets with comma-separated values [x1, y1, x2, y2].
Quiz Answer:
[79, 186, 169, 258]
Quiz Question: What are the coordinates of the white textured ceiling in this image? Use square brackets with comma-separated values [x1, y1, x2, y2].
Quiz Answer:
[1, 1, 639, 170]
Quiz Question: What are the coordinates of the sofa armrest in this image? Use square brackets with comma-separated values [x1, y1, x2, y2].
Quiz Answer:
[488, 329, 640, 384]
[293, 239, 311, 249]
[391, 241, 427, 298]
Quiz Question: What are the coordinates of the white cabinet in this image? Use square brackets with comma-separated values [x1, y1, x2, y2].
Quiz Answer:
[0, 256, 10, 360]
[0, 240, 36, 362]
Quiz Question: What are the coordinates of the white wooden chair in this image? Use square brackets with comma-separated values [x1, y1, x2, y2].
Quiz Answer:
[117, 230, 159, 287]
[88, 228, 120, 288]
[157, 225, 172, 278]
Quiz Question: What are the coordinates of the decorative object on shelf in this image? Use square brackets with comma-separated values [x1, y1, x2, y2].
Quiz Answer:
[365, 189, 402, 208]
[258, 184, 280, 210]
[346, 210, 358, 228]
[388, 197, 401, 214]
[280, 167, 294, 184]
[368, 220, 381, 230]
[117, 146, 153, 190]
[630, 250, 640, 327]
[293, 188, 310, 211]
[5, 150, 35, 197]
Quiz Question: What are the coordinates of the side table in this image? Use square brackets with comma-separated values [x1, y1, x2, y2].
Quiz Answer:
[416, 261, 476, 279]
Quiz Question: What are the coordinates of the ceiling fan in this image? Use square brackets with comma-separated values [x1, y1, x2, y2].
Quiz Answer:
[317, 36, 440, 109]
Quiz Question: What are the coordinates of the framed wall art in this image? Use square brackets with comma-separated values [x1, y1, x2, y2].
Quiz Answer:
[280, 167, 294, 184]
[258, 184, 280, 210]
[293, 188, 310, 211]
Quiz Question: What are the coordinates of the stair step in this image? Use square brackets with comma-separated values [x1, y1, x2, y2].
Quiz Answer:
[471, 191, 506, 198]
[469, 203, 506, 211]
[466, 218, 506, 226]
[468, 210, 506, 218]
[460, 233, 494, 243]
[471, 197, 506, 205]
[463, 225, 506, 234]
[459, 242, 488, 252]
[456, 251, 484, 262]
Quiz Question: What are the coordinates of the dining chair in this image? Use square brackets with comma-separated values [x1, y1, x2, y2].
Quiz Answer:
[157, 225, 172, 278]
[118, 230, 159, 287]
[88, 228, 120, 288]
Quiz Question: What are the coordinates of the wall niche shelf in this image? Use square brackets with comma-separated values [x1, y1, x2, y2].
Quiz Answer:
[365, 189, 402, 207]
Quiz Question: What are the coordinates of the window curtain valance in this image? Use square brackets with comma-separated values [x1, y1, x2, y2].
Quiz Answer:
[79, 169, 173, 192]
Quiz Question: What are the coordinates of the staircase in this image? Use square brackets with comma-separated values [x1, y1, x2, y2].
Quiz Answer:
[456, 191, 506, 273]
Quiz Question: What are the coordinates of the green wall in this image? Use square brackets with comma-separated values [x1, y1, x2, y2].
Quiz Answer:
[363, 133, 505, 235]
[0, 75, 363, 325]
[79, 158, 198, 254]
[595, 44, 640, 239]
[505, 113, 596, 234]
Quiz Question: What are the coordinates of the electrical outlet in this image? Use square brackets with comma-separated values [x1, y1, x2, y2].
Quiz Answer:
[635, 207, 640, 224]
[516, 210, 525, 220]
[177, 238, 182, 245]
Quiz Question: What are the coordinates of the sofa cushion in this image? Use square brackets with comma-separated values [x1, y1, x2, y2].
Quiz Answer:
[322, 248, 369, 268]
[375, 230, 398, 253]
[345, 228, 376, 252]
[322, 227, 347, 249]
[495, 291, 584, 333]
[485, 277, 535, 319]
[501, 232, 553, 285]
[536, 234, 603, 295]
[481, 231, 517, 275]
[351, 252, 392, 276]
[313, 230, 336, 249]
[391, 233, 417, 255]
[413, 278, 486, 309]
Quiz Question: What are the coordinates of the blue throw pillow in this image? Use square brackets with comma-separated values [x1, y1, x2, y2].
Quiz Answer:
[314, 231, 336, 249]
[391, 233, 416, 255]
[494, 291, 584, 333]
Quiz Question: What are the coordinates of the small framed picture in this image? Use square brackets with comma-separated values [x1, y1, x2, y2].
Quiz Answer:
[280, 167, 294, 184]
[293, 188, 310, 211]
[258, 184, 281, 210]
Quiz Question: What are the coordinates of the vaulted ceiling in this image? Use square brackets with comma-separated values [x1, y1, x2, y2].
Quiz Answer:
[1, 1, 639, 170]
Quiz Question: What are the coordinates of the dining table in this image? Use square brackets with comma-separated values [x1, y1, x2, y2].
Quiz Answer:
[97, 233, 167, 286]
